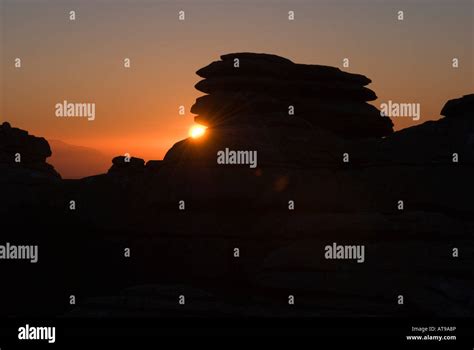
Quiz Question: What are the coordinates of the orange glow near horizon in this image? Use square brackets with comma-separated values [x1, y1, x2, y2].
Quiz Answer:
[189, 125, 207, 139]
[3, 1, 472, 179]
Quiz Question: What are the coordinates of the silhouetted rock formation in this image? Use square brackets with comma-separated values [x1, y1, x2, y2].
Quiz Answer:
[165, 53, 396, 169]
[0, 121, 60, 181]
[107, 157, 163, 177]
[108, 156, 145, 175]
[367, 93, 474, 165]
[191, 52, 393, 139]
[1, 55, 474, 320]
[441, 94, 474, 119]
[145, 160, 163, 173]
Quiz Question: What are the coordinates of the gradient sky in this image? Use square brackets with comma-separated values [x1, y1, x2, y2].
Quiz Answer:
[1, 0, 473, 176]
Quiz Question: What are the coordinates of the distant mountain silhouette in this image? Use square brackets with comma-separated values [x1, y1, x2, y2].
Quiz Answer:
[48, 140, 111, 179]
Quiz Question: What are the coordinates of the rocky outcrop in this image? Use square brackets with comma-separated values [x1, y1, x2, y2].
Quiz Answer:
[191, 52, 393, 139]
[108, 156, 145, 175]
[1, 54, 473, 319]
[441, 94, 474, 119]
[106, 157, 164, 179]
[0, 121, 60, 181]
[360, 93, 474, 165]
[145, 160, 163, 173]
[163, 53, 396, 170]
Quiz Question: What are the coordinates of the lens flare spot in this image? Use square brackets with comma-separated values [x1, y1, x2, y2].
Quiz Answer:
[189, 125, 206, 138]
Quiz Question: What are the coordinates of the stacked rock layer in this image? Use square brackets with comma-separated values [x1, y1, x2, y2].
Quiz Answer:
[191, 53, 394, 139]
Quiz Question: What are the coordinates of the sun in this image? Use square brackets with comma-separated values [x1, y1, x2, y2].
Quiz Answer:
[189, 125, 206, 139]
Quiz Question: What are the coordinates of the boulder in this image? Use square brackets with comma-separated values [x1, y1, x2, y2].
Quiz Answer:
[0, 121, 60, 180]
[441, 94, 474, 119]
[108, 156, 145, 175]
